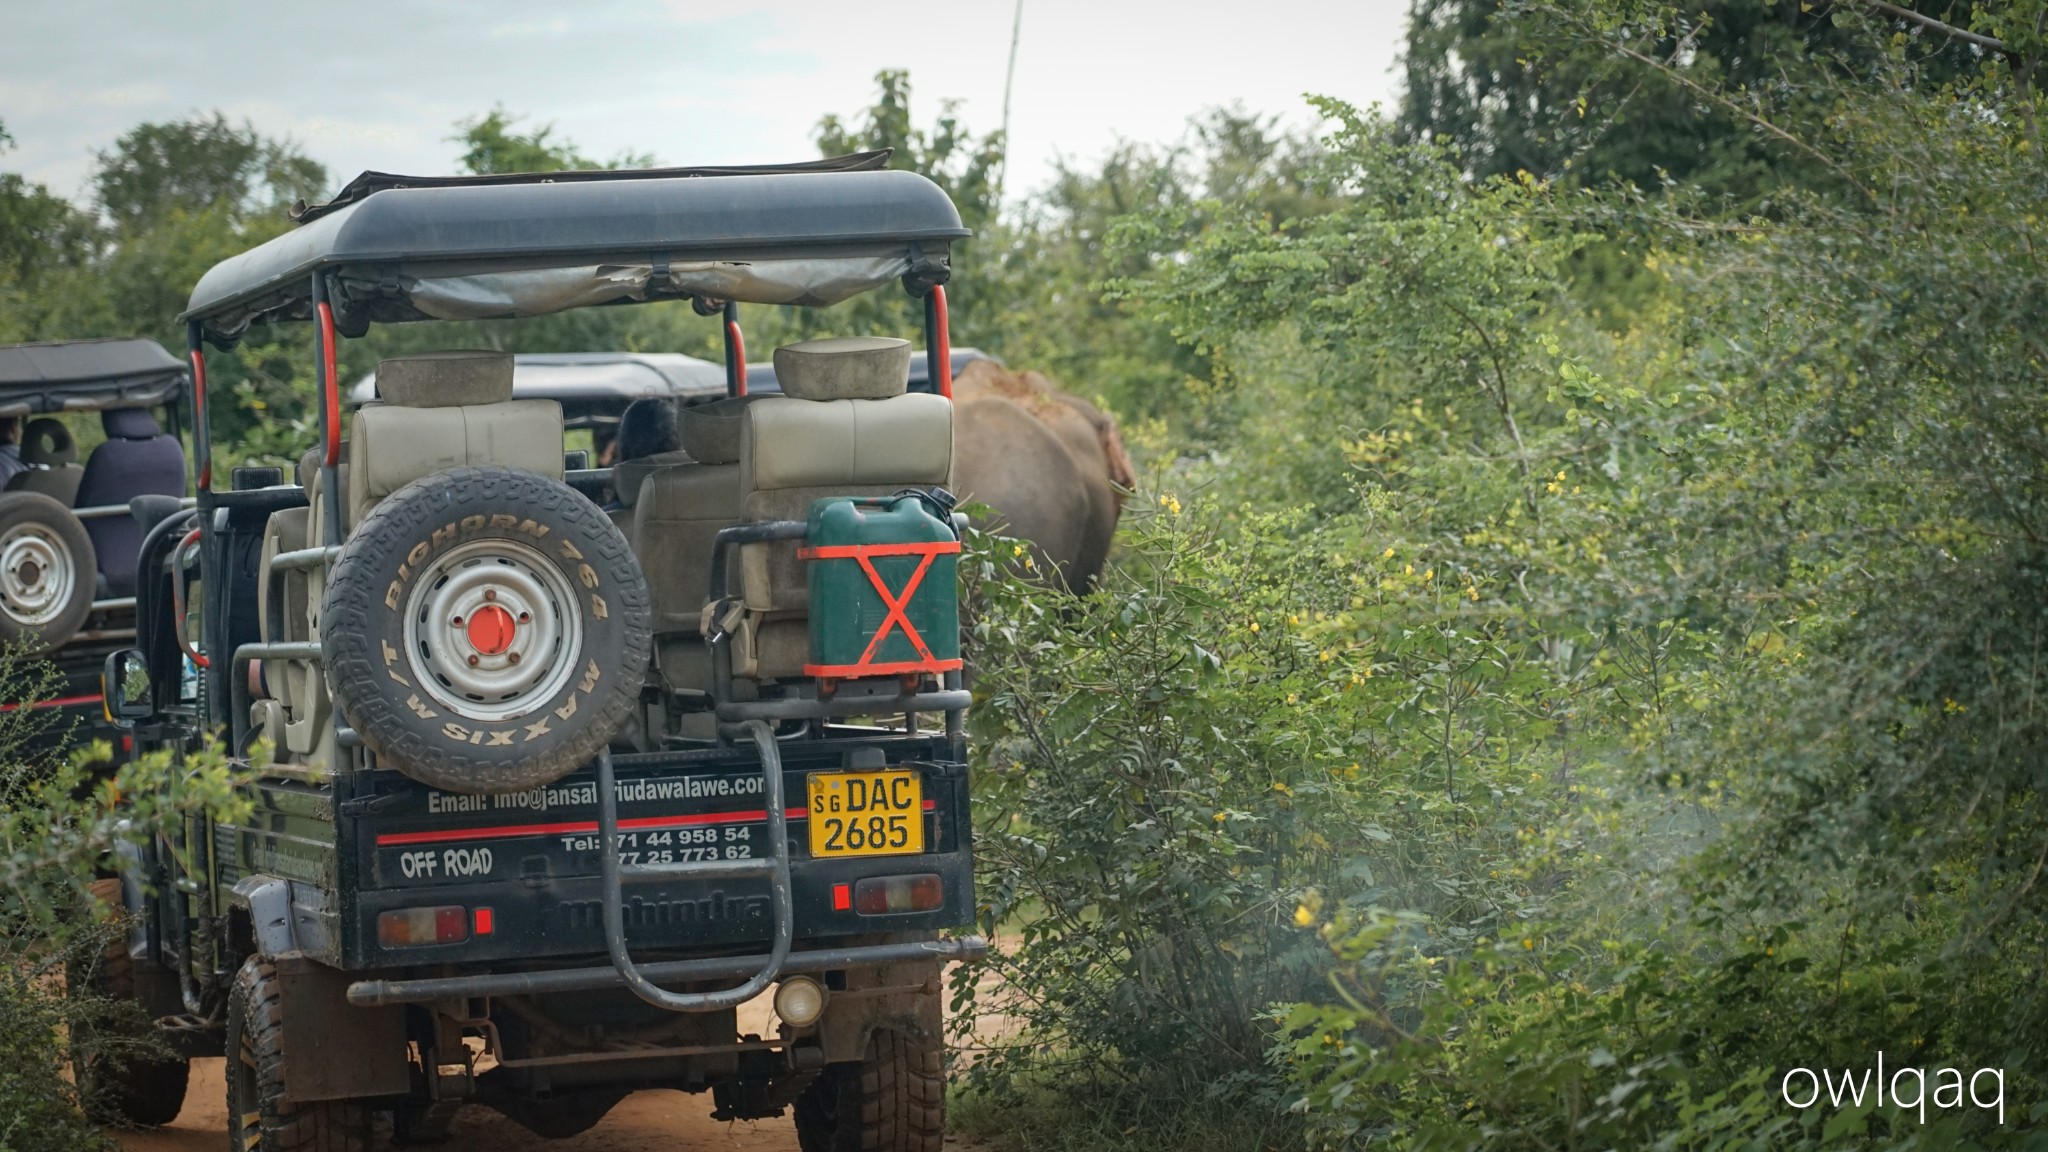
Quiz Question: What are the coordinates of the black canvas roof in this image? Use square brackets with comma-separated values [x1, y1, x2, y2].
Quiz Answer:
[291, 150, 894, 224]
[0, 338, 187, 415]
[183, 161, 969, 348]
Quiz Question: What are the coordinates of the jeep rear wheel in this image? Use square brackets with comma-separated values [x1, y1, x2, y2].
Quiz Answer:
[0, 492, 95, 653]
[793, 1028, 946, 1152]
[321, 466, 651, 794]
[226, 957, 371, 1152]
[69, 878, 189, 1127]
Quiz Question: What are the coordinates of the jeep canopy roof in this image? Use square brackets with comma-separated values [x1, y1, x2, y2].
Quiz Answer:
[181, 161, 969, 348]
[0, 338, 188, 416]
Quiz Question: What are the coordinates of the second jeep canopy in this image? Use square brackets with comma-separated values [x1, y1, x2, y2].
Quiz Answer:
[0, 338, 188, 416]
[181, 164, 969, 348]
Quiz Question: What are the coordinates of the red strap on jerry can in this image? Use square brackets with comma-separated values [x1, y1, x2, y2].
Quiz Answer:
[796, 539, 964, 678]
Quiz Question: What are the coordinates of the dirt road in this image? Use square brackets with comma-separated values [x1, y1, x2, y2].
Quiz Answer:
[111, 971, 1003, 1151]
[114, 1057, 800, 1151]
[115, 991, 801, 1150]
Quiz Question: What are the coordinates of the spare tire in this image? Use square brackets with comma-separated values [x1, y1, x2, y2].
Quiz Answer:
[0, 491, 97, 653]
[322, 466, 651, 793]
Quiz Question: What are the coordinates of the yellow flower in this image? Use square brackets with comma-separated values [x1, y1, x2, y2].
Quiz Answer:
[1285, 693, 1298, 705]
[1382, 546, 1395, 559]
[1522, 937, 1535, 951]
[1213, 810, 1228, 823]
[1404, 564, 1414, 575]
[1249, 621, 1260, 633]
[1293, 904, 1316, 928]
[1422, 568, 1433, 581]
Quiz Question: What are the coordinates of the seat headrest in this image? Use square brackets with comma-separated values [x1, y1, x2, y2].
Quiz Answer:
[611, 448, 693, 508]
[772, 337, 912, 401]
[102, 408, 162, 440]
[21, 418, 76, 465]
[677, 395, 758, 464]
[376, 351, 514, 408]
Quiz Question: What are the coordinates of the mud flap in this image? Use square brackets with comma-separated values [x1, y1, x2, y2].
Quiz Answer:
[274, 953, 410, 1103]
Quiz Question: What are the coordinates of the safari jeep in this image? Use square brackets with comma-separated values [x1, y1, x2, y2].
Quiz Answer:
[92, 152, 985, 1151]
[0, 338, 190, 755]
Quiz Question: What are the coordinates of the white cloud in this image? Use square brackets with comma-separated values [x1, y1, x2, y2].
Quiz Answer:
[1, 0, 1407, 206]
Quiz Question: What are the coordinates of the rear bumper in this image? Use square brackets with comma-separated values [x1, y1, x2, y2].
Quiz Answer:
[345, 933, 988, 1006]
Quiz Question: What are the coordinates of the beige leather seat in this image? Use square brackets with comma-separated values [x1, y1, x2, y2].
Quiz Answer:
[609, 446, 692, 546]
[346, 351, 563, 530]
[636, 399, 750, 694]
[254, 352, 564, 754]
[638, 337, 952, 693]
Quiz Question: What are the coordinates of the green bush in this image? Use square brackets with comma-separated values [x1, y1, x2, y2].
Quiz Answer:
[957, 491, 1570, 1111]
[0, 647, 248, 1144]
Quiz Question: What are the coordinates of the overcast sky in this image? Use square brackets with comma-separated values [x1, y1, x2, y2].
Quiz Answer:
[0, 0, 1407, 209]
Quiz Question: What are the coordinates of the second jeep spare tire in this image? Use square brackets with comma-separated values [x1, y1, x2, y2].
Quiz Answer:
[322, 466, 651, 793]
[0, 491, 97, 653]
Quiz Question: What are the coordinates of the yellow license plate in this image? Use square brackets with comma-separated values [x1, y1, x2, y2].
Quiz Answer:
[807, 770, 924, 858]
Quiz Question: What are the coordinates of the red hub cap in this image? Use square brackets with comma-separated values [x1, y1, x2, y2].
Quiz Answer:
[465, 602, 518, 656]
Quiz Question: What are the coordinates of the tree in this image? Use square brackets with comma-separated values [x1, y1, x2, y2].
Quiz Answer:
[1398, 0, 1987, 202]
[451, 106, 653, 175]
[94, 113, 325, 235]
[815, 69, 1005, 234]
[0, 120, 104, 343]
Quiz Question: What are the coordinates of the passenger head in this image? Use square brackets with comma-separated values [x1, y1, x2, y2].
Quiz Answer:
[615, 398, 678, 463]
[0, 417, 18, 445]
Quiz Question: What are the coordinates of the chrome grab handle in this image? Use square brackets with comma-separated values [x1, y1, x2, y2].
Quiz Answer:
[596, 723, 794, 1012]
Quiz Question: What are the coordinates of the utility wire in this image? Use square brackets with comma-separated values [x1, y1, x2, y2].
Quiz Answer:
[998, 0, 1023, 201]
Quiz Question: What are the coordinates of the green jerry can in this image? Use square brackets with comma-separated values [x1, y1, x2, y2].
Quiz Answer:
[800, 492, 963, 685]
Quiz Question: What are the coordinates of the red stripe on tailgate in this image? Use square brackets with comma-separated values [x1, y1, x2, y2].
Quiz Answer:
[374, 799, 938, 847]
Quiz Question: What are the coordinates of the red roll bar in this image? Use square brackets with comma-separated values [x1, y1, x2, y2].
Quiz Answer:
[925, 285, 952, 398]
[317, 300, 342, 467]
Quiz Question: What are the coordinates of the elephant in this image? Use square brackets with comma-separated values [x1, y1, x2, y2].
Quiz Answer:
[952, 359, 1135, 594]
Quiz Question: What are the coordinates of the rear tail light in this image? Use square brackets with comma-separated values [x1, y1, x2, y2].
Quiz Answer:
[377, 905, 469, 947]
[853, 874, 944, 916]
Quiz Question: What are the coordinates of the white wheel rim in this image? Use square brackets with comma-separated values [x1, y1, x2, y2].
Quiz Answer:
[401, 538, 583, 723]
[0, 523, 75, 627]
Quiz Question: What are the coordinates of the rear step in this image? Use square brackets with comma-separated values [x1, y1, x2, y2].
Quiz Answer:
[597, 722, 792, 1012]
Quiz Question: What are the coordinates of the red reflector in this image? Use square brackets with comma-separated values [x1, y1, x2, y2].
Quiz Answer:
[473, 907, 494, 936]
[377, 905, 469, 948]
[854, 874, 943, 916]
[832, 883, 852, 912]
[120, 734, 133, 753]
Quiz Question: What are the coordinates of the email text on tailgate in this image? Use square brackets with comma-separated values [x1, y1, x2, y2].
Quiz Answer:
[425, 773, 766, 816]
